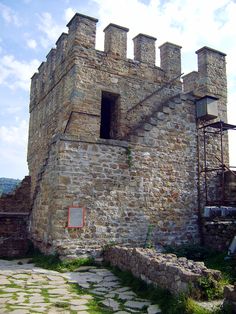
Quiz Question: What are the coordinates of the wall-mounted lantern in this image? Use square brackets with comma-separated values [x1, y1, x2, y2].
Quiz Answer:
[196, 95, 218, 121]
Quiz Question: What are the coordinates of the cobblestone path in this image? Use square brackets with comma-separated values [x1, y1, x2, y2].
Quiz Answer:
[0, 259, 161, 314]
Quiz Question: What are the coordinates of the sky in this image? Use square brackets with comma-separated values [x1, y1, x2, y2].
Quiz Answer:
[0, 0, 235, 179]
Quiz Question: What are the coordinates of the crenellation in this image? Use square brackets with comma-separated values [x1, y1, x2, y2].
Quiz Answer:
[133, 33, 156, 65]
[159, 42, 182, 79]
[30, 72, 39, 105]
[196, 46, 227, 99]
[66, 13, 98, 50]
[55, 33, 68, 65]
[46, 48, 56, 78]
[37, 61, 47, 95]
[104, 23, 129, 59]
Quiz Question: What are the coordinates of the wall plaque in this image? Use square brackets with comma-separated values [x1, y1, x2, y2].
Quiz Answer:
[68, 207, 85, 228]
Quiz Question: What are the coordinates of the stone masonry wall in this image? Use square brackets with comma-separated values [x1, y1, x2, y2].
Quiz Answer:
[0, 213, 29, 258]
[224, 284, 236, 312]
[103, 246, 221, 297]
[202, 219, 236, 251]
[0, 176, 31, 257]
[30, 93, 199, 256]
[28, 13, 228, 256]
[0, 176, 31, 212]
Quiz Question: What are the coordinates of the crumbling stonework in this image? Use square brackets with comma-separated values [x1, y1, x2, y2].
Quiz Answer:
[0, 176, 31, 212]
[224, 284, 236, 313]
[103, 246, 221, 297]
[27, 13, 228, 256]
[0, 176, 31, 257]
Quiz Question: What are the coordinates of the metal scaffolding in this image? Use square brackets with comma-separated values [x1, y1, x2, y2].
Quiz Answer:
[198, 120, 236, 206]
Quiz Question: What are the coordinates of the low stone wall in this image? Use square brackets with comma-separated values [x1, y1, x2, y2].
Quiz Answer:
[103, 246, 221, 296]
[0, 212, 29, 258]
[223, 284, 236, 312]
[202, 219, 236, 251]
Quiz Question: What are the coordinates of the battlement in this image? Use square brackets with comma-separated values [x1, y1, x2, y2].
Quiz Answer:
[31, 13, 228, 112]
[30, 13, 185, 108]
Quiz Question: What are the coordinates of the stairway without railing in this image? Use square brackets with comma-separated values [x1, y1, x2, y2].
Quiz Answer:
[122, 74, 183, 141]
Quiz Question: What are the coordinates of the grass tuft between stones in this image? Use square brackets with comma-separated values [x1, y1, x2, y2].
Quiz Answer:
[108, 265, 229, 314]
[27, 249, 94, 272]
[70, 283, 113, 313]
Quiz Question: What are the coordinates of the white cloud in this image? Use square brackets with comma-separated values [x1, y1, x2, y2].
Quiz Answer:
[93, 0, 236, 56]
[27, 39, 37, 49]
[0, 3, 21, 26]
[0, 55, 40, 91]
[0, 120, 28, 179]
[37, 12, 65, 48]
[65, 7, 76, 23]
[0, 120, 28, 146]
[93, 0, 236, 165]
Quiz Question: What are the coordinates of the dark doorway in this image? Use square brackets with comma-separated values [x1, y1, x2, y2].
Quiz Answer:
[100, 91, 120, 139]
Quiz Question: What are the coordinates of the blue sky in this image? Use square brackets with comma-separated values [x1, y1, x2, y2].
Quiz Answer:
[0, 0, 236, 179]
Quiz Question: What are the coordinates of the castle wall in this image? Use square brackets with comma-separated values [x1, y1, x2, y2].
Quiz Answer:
[30, 94, 199, 256]
[28, 13, 229, 256]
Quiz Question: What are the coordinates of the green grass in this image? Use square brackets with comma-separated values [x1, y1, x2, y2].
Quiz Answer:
[27, 251, 94, 273]
[108, 265, 227, 314]
[165, 244, 236, 284]
[54, 301, 70, 309]
[6, 282, 21, 288]
[70, 283, 113, 314]
[22, 247, 234, 313]
[203, 252, 236, 284]
[41, 288, 50, 303]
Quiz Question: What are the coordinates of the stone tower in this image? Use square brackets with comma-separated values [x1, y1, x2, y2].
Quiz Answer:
[27, 13, 228, 257]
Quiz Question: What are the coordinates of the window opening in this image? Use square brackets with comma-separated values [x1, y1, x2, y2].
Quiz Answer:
[100, 91, 119, 139]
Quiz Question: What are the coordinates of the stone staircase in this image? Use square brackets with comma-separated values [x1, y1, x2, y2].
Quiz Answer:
[122, 74, 183, 143]
[126, 93, 183, 145]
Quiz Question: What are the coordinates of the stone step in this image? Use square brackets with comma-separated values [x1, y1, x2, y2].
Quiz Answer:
[167, 101, 176, 109]
[149, 117, 158, 126]
[156, 112, 165, 120]
[162, 106, 171, 114]
[143, 123, 152, 131]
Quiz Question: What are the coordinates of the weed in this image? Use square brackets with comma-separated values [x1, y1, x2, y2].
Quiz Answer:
[165, 244, 236, 284]
[54, 301, 70, 309]
[70, 283, 113, 313]
[28, 251, 94, 273]
[126, 146, 133, 168]
[144, 224, 154, 248]
[110, 266, 187, 314]
[70, 283, 87, 295]
[195, 276, 223, 300]
[41, 288, 50, 303]
[6, 282, 21, 288]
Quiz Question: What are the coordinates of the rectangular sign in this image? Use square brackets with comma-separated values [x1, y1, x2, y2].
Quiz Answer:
[68, 207, 85, 228]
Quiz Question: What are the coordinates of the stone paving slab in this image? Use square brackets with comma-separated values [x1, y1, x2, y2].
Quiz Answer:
[0, 258, 162, 313]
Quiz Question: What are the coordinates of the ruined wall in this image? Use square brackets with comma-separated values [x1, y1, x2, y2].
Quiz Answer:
[0, 176, 31, 257]
[28, 13, 228, 256]
[0, 176, 31, 212]
[103, 246, 221, 297]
